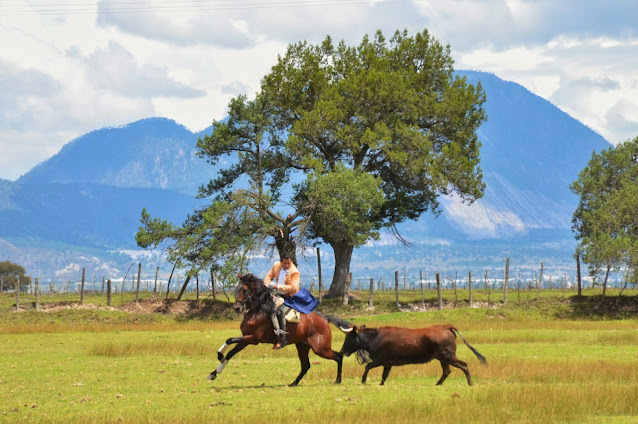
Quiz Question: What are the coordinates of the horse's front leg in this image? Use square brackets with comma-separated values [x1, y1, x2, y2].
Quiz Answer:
[208, 336, 251, 381]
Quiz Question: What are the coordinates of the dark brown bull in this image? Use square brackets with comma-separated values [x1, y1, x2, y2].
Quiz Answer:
[329, 317, 486, 386]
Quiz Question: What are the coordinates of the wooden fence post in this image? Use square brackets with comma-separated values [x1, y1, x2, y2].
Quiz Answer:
[503, 257, 510, 305]
[368, 278, 374, 309]
[15, 276, 20, 310]
[35, 278, 40, 311]
[395, 271, 400, 308]
[317, 247, 322, 303]
[80, 268, 86, 305]
[436, 273, 442, 311]
[468, 271, 473, 307]
[154, 266, 159, 294]
[106, 279, 112, 307]
[419, 270, 425, 308]
[576, 253, 582, 296]
[343, 273, 352, 306]
[196, 273, 200, 301]
[101, 276, 105, 294]
[538, 262, 544, 300]
[135, 263, 141, 303]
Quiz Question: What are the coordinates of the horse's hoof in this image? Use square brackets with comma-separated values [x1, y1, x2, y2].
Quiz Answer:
[288, 382, 298, 387]
[217, 352, 224, 361]
[207, 372, 217, 381]
[334, 380, 342, 385]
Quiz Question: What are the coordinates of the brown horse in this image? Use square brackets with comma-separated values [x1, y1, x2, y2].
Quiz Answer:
[208, 273, 343, 386]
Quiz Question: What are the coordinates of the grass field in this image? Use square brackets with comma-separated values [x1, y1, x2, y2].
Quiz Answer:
[1, 290, 637, 423]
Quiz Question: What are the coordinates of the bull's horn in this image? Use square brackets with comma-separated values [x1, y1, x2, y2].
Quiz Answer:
[340, 326, 354, 333]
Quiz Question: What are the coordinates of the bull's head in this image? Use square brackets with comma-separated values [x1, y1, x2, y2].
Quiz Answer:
[338, 324, 363, 357]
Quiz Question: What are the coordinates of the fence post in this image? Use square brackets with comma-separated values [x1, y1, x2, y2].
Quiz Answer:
[343, 273, 352, 306]
[16, 276, 20, 310]
[135, 263, 141, 303]
[107, 279, 112, 307]
[35, 278, 40, 311]
[80, 268, 86, 305]
[368, 278, 374, 309]
[576, 253, 582, 296]
[468, 271, 473, 307]
[436, 273, 442, 310]
[538, 262, 544, 300]
[403, 269, 406, 290]
[419, 270, 425, 308]
[154, 267, 159, 294]
[395, 271, 400, 308]
[503, 257, 510, 305]
[101, 276, 105, 294]
[317, 247, 323, 303]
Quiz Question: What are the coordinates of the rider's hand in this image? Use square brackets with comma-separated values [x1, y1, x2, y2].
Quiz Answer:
[268, 282, 277, 289]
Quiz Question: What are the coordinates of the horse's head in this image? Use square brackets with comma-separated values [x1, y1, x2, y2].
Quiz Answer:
[233, 273, 263, 313]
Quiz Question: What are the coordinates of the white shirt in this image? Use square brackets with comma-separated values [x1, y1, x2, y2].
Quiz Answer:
[277, 268, 289, 286]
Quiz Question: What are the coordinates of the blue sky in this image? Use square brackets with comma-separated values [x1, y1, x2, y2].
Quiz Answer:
[1, 0, 637, 180]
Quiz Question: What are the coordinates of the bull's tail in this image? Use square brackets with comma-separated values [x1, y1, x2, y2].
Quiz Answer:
[447, 325, 487, 365]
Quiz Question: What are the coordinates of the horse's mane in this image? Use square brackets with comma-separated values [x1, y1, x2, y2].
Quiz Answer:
[240, 273, 275, 316]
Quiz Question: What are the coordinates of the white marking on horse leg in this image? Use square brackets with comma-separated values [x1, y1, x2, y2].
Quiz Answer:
[218, 343, 229, 355]
[215, 359, 228, 375]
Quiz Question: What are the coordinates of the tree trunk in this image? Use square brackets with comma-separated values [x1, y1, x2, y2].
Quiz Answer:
[273, 221, 298, 265]
[602, 264, 610, 298]
[177, 274, 192, 300]
[326, 243, 354, 299]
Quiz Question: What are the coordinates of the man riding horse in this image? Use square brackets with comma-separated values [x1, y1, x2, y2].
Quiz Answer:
[264, 252, 299, 349]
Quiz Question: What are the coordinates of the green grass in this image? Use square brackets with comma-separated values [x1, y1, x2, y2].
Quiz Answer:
[1, 290, 638, 424]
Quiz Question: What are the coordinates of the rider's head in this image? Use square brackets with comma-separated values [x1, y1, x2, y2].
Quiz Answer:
[280, 252, 293, 270]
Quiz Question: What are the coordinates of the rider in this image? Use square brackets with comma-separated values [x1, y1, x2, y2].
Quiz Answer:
[264, 252, 300, 349]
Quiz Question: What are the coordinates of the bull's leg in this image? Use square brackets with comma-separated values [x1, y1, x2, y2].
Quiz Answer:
[290, 343, 311, 387]
[436, 362, 451, 385]
[208, 337, 249, 381]
[361, 362, 381, 384]
[380, 365, 392, 385]
[450, 358, 473, 386]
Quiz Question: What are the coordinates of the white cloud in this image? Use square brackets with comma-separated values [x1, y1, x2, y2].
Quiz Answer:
[2, 0, 638, 179]
[85, 41, 205, 98]
[96, 0, 254, 48]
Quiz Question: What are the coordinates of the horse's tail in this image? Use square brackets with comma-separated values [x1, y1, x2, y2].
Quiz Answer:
[447, 325, 487, 365]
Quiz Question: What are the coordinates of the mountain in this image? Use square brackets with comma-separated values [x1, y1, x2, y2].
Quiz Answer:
[406, 71, 610, 240]
[0, 71, 613, 283]
[18, 118, 215, 195]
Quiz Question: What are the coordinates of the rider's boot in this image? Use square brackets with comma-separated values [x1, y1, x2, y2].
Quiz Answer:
[273, 309, 287, 350]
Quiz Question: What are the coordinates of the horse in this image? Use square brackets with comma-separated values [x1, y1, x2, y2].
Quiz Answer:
[208, 273, 343, 386]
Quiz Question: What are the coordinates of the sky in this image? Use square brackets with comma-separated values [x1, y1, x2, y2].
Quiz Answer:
[1, 0, 638, 181]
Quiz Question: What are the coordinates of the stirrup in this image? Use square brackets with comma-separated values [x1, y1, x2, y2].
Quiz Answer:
[273, 339, 287, 350]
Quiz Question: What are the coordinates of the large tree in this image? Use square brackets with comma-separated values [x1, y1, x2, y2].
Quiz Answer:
[571, 136, 638, 294]
[260, 29, 486, 295]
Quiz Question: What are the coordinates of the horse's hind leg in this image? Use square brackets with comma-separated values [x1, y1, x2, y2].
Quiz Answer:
[290, 343, 311, 387]
[208, 340, 248, 381]
[307, 338, 343, 384]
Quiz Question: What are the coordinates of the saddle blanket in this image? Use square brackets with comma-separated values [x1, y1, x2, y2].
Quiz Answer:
[284, 288, 319, 315]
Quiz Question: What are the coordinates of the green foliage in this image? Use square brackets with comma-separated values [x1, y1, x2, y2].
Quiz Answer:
[571, 136, 638, 284]
[0, 260, 30, 291]
[300, 165, 384, 247]
[261, 29, 486, 225]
